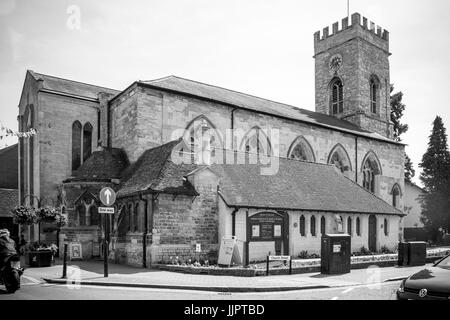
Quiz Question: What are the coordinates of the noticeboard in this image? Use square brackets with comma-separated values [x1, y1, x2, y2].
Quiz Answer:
[218, 236, 242, 267]
[248, 212, 283, 241]
[69, 242, 83, 260]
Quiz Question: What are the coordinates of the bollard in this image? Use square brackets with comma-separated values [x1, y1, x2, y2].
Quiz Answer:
[289, 257, 292, 275]
[62, 243, 68, 279]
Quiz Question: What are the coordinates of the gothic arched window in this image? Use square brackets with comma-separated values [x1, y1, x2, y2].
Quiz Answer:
[90, 205, 99, 226]
[362, 152, 381, 193]
[310, 216, 316, 237]
[287, 137, 315, 162]
[320, 216, 326, 235]
[384, 218, 389, 236]
[328, 144, 351, 173]
[72, 121, 82, 171]
[392, 184, 401, 208]
[128, 204, 133, 232]
[83, 122, 93, 162]
[330, 78, 344, 115]
[356, 217, 361, 236]
[347, 217, 352, 236]
[242, 126, 272, 156]
[300, 215, 305, 237]
[370, 76, 380, 114]
[134, 203, 139, 232]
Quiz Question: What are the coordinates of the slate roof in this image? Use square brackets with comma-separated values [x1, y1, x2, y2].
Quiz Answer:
[116, 139, 198, 198]
[0, 188, 18, 218]
[0, 144, 18, 189]
[65, 148, 129, 182]
[29, 70, 120, 100]
[142, 76, 399, 144]
[211, 159, 404, 216]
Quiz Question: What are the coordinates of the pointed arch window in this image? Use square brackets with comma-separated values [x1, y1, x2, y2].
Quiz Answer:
[320, 216, 326, 235]
[310, 216, 316, 237]
[83, 122, 93, 162]
[392, 184, 401, 208]
[370, 76, 380, 114]
[242, 127, 272, 156]
[362, 152, 381, 193]
[347, 217, 352, 236]
[288, 137, 315, 162]
[384, 218, 389, 236]
[183, 116, 222, 163]
[300, 215, 306, 237]
[328, 144, 351, 173]
[72, 121, 82, 171]
[356, 217, 361, 236]
[330, 78, 344, 115]
[90, 205, 99, 226]
[134, 203, 139, 232]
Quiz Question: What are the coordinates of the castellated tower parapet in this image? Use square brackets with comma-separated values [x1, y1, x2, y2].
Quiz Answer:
[313, 13, 393, 139]
[314, 13, 390, 57]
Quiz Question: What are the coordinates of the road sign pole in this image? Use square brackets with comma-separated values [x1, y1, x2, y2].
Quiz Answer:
[104, 212, 108, 278]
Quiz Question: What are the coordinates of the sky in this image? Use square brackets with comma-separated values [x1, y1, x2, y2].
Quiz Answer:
[1, 0, 450, 187]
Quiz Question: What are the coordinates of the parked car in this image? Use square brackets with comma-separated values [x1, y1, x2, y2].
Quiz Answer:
[397, 254, 450, 300]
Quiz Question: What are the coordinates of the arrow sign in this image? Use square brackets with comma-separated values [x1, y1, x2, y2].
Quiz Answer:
[99, 187, 116, 206]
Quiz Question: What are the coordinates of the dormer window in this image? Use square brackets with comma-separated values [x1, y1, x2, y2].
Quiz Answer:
[330, 78, 343, 115]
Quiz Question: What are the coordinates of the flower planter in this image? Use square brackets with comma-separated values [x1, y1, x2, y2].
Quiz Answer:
[26, 250, 53, 267]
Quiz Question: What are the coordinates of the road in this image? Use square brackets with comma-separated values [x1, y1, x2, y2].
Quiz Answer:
[0, 280, 401, 300]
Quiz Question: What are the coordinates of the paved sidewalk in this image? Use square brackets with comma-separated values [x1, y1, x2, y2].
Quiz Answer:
[22, 259, 432, 293]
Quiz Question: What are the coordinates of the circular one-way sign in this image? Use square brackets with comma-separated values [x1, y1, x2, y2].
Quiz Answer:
[99, 187, 116, 206]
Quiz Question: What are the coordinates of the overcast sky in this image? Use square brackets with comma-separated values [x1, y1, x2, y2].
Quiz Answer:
[1, 0, 450, 187]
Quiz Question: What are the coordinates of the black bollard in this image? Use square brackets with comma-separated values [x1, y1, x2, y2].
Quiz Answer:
[62, 243, 68, 279]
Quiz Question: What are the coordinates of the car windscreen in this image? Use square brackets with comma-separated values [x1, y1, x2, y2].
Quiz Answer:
[436, 255, 450, 269]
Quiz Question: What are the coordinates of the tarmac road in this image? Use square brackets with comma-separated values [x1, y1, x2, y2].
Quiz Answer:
[0, 280, 401, 300]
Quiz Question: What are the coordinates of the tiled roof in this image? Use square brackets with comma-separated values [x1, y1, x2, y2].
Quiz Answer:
[0, 144, 18, 189]
[0, 188, 18, 218]
[142, 76, 399, 144]
[117, 139, 198, 198]
[211, 158, 403, 215]
[65, 148, 129, 182]
[29, 70, 120, 100]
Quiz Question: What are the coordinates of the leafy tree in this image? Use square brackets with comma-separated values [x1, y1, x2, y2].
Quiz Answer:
[390, 85, 415, 181]
[419, 116, 450, 239]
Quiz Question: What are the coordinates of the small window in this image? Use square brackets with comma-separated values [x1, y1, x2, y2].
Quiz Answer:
[134, 203, 139, 232]
[321, 216, 326, 235]
[384, 218, 388, 236]
[392, 185, 401, 208]
[310, 216, 316, 237]
[356, 217, 361, 236]
[300, 215, 305, 237]
[128, 204, 133, 231]
[370, 77, 379, 114]
[347, 217, 352, 236]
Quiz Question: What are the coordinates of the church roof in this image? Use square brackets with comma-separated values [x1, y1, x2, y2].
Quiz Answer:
[28, 70, 120, 100]
[0, 144, 18, 189]
[211, 158, 404, 216]
[141, 76, 399, 145]
[116, 139, 198, 198]
[0, 188, 18, 218]
[65, 148, 129, 182]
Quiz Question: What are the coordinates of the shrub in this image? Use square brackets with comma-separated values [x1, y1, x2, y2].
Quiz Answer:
[352, 246, 374, 256]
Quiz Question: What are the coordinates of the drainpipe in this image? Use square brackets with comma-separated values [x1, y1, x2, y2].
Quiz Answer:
[355, 136, 358, 183]
[140, 193, 149, 268]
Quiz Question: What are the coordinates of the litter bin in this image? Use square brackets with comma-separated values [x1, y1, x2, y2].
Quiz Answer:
[321, 234, 351, 275]
[408, 241, 426, 266]
[26, 250, 53, 267]
[397, 242, 409, 266]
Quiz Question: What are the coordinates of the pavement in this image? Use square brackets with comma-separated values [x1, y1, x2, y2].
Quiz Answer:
[20, 258, 433, 293]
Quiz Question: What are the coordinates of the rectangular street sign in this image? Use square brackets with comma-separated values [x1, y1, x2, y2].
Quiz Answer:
[99, 207, 115, 214]
[269, 255, 291, 261]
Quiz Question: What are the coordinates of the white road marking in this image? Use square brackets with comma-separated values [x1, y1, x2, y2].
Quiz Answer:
[331, 296, 339, 300]
[342, 287, 354, 294]
[22, 276, 41, 284]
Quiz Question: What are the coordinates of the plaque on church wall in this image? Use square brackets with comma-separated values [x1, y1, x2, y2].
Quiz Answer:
[252, 225, 260, 238]
[260, 224, 273, 239]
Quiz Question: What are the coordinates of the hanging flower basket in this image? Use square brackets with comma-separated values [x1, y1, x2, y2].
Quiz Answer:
[10, 206, 38, 225]
[36, 206, 59, 223]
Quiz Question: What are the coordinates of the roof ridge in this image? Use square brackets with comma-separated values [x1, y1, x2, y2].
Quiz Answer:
[32, 71, 120, 92]
[0, 143, 18, 155]
[149, 140, 180, 190]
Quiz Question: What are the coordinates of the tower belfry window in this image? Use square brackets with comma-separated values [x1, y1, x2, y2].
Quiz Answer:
[370, 77, 379, 114]
[330, 78, 343, 115]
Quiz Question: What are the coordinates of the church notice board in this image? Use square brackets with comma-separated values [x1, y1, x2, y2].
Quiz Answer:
[68, 242, 83, 260]
[218, 236, 242, 267]
[248, 212, 283, 241]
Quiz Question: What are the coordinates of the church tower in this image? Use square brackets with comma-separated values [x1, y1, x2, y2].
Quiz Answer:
[314, 13, 393, 138]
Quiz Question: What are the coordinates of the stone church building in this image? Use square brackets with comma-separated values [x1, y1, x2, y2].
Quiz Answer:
[17, 13, 405, 266]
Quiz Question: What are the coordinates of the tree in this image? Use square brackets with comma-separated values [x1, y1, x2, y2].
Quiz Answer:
[419, 116, 450, 240]
[390, 85, 415, 181]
